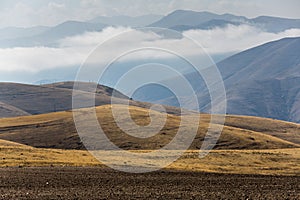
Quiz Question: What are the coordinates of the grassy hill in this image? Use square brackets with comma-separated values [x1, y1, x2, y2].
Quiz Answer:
[0, 104, 299, 175]
[0, 101, 31, 118]
[0, 82, 184, 118]
[0, 82, 128, 117]
[0, 104, 298, 150]
[43, 81, 129, 99]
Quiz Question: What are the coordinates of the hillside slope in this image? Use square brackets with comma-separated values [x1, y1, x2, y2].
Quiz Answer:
[43, 81, 129, 99]
[0, 104, 298, 150]
[0, 82, 129, 117]
[210, 37, 300, 122]
[133, 37, 300, 123]
[0, 101, 31, 118]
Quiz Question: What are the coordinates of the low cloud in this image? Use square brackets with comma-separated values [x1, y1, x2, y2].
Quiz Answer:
[184, 25, 300, 54]
[0, 46, 84, 72]
[0, 25, 300, 73]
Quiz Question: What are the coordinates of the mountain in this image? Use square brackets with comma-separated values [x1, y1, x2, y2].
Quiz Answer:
[38, 21, 107, 40]
[212, 37, 300, 123]
[149, 10, 247, 29]
[0, 26, 50, 40]
[0, 104, 299, 150]
[88, 14, 162, 27]
[0, 15, 162, 48]
[2, 11, 300, 48]
[132, 37, 300, 123]
[0, 21, 107, 47]
[252, 16, 300, 32]
[149, 10, 300, 32]
[170, 19, 242, 31]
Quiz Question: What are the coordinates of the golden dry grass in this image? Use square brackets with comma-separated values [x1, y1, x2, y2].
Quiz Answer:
[0, 139, 299, 175]
[0, 140, 101, 167]
[0, 104, 299, 175]
[0, 105, 299, 150]
[173, 148, 300, 175]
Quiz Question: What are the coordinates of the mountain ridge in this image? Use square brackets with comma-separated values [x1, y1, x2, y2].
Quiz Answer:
[149, 10, 300, 32]
[132, 37, 300, 123]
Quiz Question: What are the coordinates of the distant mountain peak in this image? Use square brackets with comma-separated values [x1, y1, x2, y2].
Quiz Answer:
[148, 10, 300, 32]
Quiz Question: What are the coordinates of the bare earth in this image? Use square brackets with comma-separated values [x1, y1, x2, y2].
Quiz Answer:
[0, 167, 299, 200]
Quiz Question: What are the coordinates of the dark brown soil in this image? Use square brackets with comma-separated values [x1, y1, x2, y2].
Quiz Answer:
[0, 167, 299, 199]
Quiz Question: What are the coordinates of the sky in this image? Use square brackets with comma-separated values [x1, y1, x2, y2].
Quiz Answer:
[0, 0, 300, 28]
[0, 0, 300, 84]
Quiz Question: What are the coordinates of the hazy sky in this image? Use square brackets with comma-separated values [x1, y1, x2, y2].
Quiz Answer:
[0, 0, 300, 28]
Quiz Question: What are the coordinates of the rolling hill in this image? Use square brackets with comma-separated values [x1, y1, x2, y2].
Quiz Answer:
[0, 101, 31, 118]
[0, 81, 185, 118]
[0, 104, 298, 150]
[43, 81, 129, 99]
[0, 82, 128, 117]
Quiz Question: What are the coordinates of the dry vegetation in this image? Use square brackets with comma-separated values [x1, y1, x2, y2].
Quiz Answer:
[0, 104, 299, 175]
[0, 139, 299, 175]
[0, 105, 299, 150]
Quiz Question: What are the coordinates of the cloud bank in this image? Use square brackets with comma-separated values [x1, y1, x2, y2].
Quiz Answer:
[184, 25, 300, 53]
[1, 25, 300, 73]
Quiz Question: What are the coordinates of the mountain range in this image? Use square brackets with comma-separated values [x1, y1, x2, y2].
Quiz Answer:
[150, 10, 300, 32]
[88, 14, 162, 27]
[0, 14, 161, 48]
[133, 37, 300, 123]
[1, 10, 300, 48]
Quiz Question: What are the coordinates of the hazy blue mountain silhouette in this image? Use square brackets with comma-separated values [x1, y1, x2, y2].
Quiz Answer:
[0, 26, 50, 40]
[149, 10, 247, 28]
[252, 16, 300, 32]
[170, 19, 242, 31]
[0, 21, 107, 47]
[149, 10, 300, 32]
[88, 14, 162, 27]
[133, 37, 300, 123]
[2, 10, 300, 48]
[0, 15, 162, 47]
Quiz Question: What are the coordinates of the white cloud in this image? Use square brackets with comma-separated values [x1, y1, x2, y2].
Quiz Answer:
[0, 47, 83, 72]
[59, 26, 134, 47]
[184, 25, 300, 54]
[0, 25, 300, 73]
